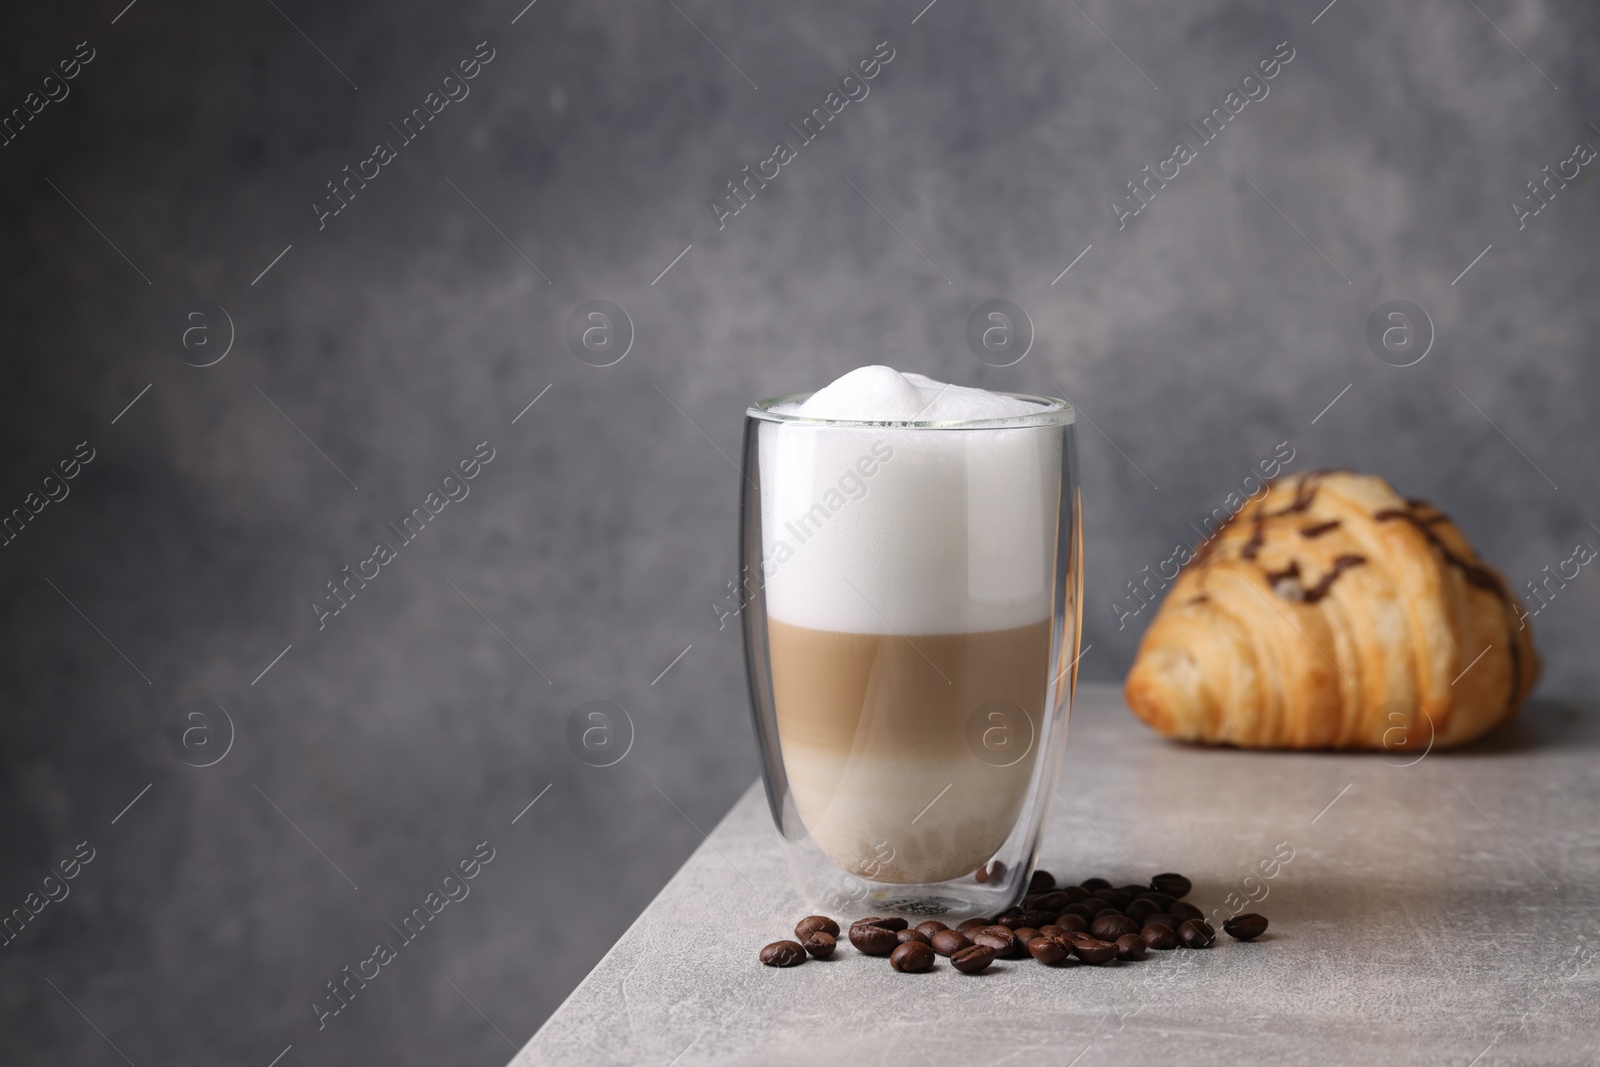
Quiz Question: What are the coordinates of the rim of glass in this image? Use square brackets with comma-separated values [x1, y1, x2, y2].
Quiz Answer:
[746, 391, 1074, 429]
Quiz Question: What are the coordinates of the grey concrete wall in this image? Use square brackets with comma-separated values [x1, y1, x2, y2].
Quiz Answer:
[1, 1, 1595, 1064]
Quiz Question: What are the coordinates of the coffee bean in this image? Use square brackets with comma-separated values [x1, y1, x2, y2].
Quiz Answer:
[1169, 902, 1204, 924]
[997, 914, 1033, 930]
[896, 928, 930, 945]
[1090, 888, 1124, 906]
[1178, 919, 1216, 949]
[1038, 925, 1067, 939]
[1025, 891, 1071, 913]
[760, 940, 807, 967]
[1114, 933, 1147, 961]
[1093, 907, 1125, 923]
[1060, 930, 1096, 946]
[1072, 938, 1117, 965]
[1080, 877, 1113, 891]
[890, 941, 936, 973]
[1013, 927, 1041, 946]
[1125, 899, 1160, 925]
[1141, 922, 1178, 950]
[1092, 915, 1140, 940]
[914, 920, 949, 938]
[1223, 913, 1269, 940]
[1029, 869, 1057, 892]
[1145, 913, 1181, 931]
[1117, 884, 1147, 900]
[1151, 872, 1192, 899]
[848, 924, 899, 956]
[1063, 903, 1098, 922]
[802, 932, 836, 959]
[1062, 885, 1090, 904]
[854, 916, 909, 933]
[794, 915, 840, 940]
[974, 861, 1005, 884]
[951, 944, 997, 974]
[972, 927, 1020, 958]
[956, 917, 993, 933]
[1052, 913, 1088, 934]
[1136, 891, 1175, 911]
[930, 929, 972, 957]
[1027, 935, 1069, 965]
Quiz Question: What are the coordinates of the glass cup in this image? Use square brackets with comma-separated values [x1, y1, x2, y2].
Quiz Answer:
[740, 391, 1082, 919]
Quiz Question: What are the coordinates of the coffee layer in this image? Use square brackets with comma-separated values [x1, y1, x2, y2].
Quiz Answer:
[770, 618, 1052, 884]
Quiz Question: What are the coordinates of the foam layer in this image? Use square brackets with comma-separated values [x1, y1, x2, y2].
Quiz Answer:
[792, 366, 1041, 422]
[758, 368, 1063, 635]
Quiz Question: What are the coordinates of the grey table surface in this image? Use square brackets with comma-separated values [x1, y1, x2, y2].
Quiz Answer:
[515, 683, 1599, 1066]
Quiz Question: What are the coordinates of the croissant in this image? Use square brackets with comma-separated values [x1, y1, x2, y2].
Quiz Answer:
[1124, 471, 1539, 750]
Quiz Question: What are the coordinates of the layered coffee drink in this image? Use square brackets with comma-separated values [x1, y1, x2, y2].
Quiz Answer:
[756, 367, 1063, 885]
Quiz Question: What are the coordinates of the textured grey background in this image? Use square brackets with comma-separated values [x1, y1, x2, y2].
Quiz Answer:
[0, 1, 1595, 1065]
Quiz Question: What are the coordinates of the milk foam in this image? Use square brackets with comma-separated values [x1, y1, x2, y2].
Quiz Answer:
[792, 366, 1041, 422]
[758, 367, 1064, 635]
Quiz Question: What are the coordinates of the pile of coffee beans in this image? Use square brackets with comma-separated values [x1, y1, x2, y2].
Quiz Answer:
[759, 870, 1269, 974]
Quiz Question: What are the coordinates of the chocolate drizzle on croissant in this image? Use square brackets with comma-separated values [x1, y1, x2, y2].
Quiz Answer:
[1305, 554, 1367, 603]
[1264, 553, 1366, 603]
[1240, 516, 1266, 561]
[1125, 472, 1540, 750]
[1374, 507, 1524, 698]
[1274, 474, 1322, 515]
[1374, 509, 1505, 597]
[1264, 560, 1301, 587]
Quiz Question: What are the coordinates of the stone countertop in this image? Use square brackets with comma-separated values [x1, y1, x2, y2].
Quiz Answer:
[515, 683, 1600, 1066]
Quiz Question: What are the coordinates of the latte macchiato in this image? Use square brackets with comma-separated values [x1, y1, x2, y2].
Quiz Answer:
[757, 367, 1062, 885]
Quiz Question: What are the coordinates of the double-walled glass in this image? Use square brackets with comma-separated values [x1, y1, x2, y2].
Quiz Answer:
[740, 392, 1082, 919]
